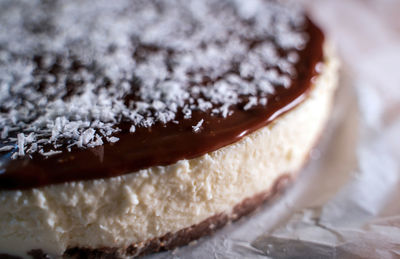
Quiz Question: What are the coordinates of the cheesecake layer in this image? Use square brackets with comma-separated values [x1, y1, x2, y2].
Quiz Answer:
[0, 47, 338, 258]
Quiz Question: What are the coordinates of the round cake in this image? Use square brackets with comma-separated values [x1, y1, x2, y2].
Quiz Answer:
[0, 0, 338, 258]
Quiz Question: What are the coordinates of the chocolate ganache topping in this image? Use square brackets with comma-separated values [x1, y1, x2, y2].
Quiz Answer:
[0, 0, 324, 190]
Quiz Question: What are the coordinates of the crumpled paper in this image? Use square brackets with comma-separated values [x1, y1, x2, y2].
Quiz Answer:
[148, 1, 400, 258]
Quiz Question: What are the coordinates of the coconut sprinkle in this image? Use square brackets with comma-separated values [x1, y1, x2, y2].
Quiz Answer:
[0, 0, 308, 159]
[192, 119, 205, 133]
[0, 146, 14, 152]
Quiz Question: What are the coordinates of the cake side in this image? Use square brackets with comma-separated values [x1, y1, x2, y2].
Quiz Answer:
[0, 45, 339, 258]
[65, 177, 291, 259]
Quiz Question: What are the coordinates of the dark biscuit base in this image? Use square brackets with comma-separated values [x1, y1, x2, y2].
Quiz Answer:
[0, 175, 291, 259]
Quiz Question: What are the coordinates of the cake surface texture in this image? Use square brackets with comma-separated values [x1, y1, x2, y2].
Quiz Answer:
[0, 0, 338, 258]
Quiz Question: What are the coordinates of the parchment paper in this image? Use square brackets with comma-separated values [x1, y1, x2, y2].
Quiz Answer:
[147, 1, 400, 258]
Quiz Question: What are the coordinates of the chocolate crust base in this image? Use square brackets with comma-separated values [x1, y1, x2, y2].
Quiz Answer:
[1, 174, 291, 259]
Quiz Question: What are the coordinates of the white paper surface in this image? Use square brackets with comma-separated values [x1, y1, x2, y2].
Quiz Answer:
[148, 1, 400, 258]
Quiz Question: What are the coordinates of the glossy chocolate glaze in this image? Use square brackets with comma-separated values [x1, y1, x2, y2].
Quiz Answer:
[0, 19, 324, 190]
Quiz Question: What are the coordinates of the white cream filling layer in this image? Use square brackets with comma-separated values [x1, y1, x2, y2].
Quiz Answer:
[0, 48, 338, 258]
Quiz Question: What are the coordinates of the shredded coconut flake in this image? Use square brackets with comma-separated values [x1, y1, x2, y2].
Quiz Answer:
[129, 125, 136, 133]
[39, 150, 63, 157]
[17, 133, 25, 156]
[0, 145, 14, 152]
[192, 119, 204, 133]
[243, 97, 258, 111]
[107, 137, 120, 143]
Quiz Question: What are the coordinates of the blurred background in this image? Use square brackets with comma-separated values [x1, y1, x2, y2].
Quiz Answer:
[301, 0, 400, 126]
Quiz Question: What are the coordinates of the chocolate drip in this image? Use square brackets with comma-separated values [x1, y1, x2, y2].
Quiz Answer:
[0, 20, 324, 190]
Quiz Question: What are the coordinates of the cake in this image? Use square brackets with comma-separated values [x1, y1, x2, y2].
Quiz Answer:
[0, 0, 338, 258]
